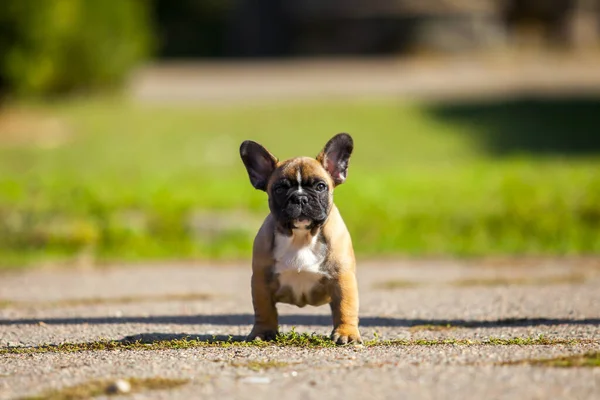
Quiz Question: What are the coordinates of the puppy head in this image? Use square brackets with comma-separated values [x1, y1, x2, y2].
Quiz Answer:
[240, 133, 353, 230]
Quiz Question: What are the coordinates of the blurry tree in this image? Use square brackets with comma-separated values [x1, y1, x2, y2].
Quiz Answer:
[0, 0, 153, 97]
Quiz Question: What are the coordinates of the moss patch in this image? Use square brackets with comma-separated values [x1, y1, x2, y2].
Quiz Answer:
[409, 324, 456, 332]
[0, 293, 214, 309]
[231, 360, 293, 371]
[450, 274, 587, 287]
[1, 332, 592, 355]
[502, 352, 600, 368]
[20, 377, 189, 400]
[373, 280, 423, 290]
[376, 273, 588, 290]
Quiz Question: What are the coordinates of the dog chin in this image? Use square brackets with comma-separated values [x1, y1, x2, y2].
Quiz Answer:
[292, 219, 312, 230]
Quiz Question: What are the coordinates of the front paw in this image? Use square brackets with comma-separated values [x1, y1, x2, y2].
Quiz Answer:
[246, 325, 278, 342]
[331, 324, 362, 345]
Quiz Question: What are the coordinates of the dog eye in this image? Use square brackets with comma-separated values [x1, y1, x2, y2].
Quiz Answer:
[274, 186, 286, 194]
[315, 182, 327, 192]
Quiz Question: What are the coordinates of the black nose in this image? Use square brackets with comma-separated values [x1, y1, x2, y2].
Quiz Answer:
[290, 194, 309, 206]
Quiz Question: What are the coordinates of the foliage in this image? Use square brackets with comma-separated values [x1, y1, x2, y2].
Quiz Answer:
[0, 0, 152, 97]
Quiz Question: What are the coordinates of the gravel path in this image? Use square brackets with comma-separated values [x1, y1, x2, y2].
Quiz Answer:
[1, 259, 599, 399]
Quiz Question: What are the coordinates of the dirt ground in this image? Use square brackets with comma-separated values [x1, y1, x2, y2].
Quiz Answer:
[1, 258, 599, 399]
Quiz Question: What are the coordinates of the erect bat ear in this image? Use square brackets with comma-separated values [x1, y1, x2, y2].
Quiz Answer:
[240, 140, 278, 191]
[316, 133, 354, 186]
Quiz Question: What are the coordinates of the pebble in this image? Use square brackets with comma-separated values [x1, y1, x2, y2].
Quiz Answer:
[107, 379, 131, 394]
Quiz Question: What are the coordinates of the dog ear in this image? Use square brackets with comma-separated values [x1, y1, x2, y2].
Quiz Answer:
[240, 140, 278, 191]
[317, 133, 353, 186]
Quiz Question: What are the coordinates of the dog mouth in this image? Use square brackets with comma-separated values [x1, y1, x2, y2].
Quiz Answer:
[278, 202, 327, 230]
[292, 219, 312, 229]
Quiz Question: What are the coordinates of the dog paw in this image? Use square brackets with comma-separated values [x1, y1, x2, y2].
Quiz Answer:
[246, 326, 278, 342]
[331, 325, 362, 345]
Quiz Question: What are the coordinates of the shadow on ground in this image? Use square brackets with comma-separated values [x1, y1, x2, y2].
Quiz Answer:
[427, 95, 600, 155]
[1, 314, 599, 327]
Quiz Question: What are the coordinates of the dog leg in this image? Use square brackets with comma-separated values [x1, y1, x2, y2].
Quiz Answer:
[247, 270, 278, 341]
[329, 270, 362, 345]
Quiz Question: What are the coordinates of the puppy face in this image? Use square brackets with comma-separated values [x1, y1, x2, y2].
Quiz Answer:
[240, 134, 354, 230]
[267, 157, 331, 229]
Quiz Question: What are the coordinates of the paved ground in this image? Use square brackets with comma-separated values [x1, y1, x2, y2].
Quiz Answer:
[1, 258, 599, 399]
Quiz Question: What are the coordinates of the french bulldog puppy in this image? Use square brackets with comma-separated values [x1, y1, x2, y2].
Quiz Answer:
[240, 133, 361, 345]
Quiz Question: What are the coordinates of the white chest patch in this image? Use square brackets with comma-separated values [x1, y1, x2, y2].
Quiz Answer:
[273, 228, 327, 304]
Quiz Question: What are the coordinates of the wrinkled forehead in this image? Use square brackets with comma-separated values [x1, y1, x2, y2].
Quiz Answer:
[269, 157, 331, 186]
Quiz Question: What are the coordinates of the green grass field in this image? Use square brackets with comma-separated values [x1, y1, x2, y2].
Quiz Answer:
[0, 96, 599, 267]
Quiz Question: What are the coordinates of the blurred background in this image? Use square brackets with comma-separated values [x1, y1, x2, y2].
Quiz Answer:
[0, 0, 599, 268]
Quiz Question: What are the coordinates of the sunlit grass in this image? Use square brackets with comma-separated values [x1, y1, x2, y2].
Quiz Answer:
[1, 97, 599, 267]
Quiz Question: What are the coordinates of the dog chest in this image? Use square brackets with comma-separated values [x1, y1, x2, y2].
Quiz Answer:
[272, 230, 329, 306]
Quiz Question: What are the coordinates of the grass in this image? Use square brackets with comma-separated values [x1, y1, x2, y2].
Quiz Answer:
[500, 352, 600, 368]
[0, 293, 214, 309]
[20, 377, 189, 400]
[1, 96, 599, 267]
[0, 332, 591, 354]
